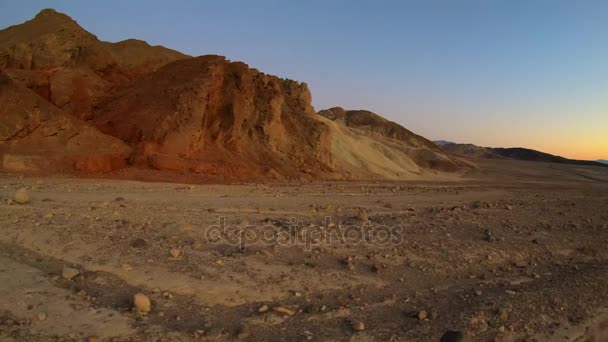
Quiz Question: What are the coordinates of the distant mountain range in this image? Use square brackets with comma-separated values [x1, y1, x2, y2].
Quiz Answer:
[434, 141, 608, 168]
[598, 160, 608, 165]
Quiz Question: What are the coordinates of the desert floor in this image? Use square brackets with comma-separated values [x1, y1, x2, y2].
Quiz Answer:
[1, 159, 608, 341]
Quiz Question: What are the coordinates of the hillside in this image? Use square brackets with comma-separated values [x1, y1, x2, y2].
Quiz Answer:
[0, 8, 188, 119]
[437, 142, 606, 168]
[318, 108, 466, 179]
[0, 9, 467, 180]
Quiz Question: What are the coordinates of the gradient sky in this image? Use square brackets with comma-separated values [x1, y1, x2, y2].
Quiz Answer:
[1, 0, 607, 160]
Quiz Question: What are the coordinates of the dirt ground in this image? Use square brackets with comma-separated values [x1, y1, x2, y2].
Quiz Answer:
[1, 159, 608, 341]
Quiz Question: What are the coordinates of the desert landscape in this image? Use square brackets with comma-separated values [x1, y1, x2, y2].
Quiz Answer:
[1, 7, 608, 342]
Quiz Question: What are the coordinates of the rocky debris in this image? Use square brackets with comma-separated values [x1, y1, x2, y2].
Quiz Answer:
[257, 305, 269, 313]
[170, 248, 182, 258]
[273, 306, 296, 316]
[236, 326, 251, 340]
[130, 238, 147, 248]
[61, 266, 80, 280]
[352, 320, 365, 332]
[473, 200, 491, 209]
[440, 331, 466, 342]
[13, 188, 29, 204]
[417, 310, 428, 321]
[484, 229, 497, 242]
[37, 312, 47, 321]
[357, 209, 369, 222]
[133, 293, 151, 314]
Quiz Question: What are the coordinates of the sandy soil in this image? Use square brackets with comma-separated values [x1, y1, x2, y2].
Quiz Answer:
[1, 159, 608, 341]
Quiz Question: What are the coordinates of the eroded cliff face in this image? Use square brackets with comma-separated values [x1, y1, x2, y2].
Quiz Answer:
[93, 56, 333, 179]
[0, 75, 132, 174]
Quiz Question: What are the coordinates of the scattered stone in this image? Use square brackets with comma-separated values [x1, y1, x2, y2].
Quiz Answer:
[505, 289, 517, 295]
[114, 197, 125, 202]
[14, 188, 29, 204]
[170, 248, 182, 258]
[357, 209, 369, 222]
[484, 229, 497, 242]
[474, 289, 483, 296]
[352, 320, 365, 332]
[130, 238, 147, 248]
[417, 310, 428, 320]
[440, 330, 465, 342]
[473, 200, 491, 209]
[77, 290, 87, 297]
[61, 266, 80, 280]
[37, 312, 47, 321]
[236, 326, 251, 340]
[257, 304, 269, 313]
[505, 205, 513, 210]
[273, 306, 295, 316]
[122, 264, 133, 271]
[43, 213, 54, 219]
[133, 293, 151, 314]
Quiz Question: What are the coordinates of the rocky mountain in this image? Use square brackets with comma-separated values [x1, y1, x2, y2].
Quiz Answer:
[92, 55, 333, 179]
[0, 9, 468, 180]
[438, 142, 607, 167]
[596, 159, 608, 165]
[0, 9, 187, 120]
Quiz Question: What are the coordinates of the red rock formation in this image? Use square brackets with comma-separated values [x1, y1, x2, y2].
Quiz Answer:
[0, 8, 188, 119]
[0, 75, 131, 174]
[93, 56, 332, 179]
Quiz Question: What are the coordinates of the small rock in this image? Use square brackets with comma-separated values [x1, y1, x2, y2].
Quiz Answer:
[257, 304, 269, 313]
[505, 205, 513, 210]
[474, 289, 483, 296]
[273, 306, 295, 316]
[87, 336, 101, 342]
[61, 266, 80, 280]
[38, 312, 47, 321]
[236, 326, 250, 340]
[122, 264, 133, 271]
[440, 330, 465, 342]
[170, 248, 182, 258]
[417, 310, 428, 320]
[505, 289, 517, 295]
[14, 188, 29, 204]
[130, 238, 147, 248]
[43, 213, 54, 219]
[352, 320, 365, 331]
[133, 293, 151, 314]
[484, 229, 497, 242]
[357, 209, 369, 222]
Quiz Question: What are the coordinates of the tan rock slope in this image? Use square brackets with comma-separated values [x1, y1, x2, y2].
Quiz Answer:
[0, 75, 131, 173]
[0, 8, 468, 180]
[318, 107, 465, 179]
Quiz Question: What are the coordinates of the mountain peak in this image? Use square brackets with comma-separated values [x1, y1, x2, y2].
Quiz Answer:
[33, 8, 75, 23]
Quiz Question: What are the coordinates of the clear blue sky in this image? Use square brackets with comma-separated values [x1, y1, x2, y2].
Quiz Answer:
[1, 0, 607, 159]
